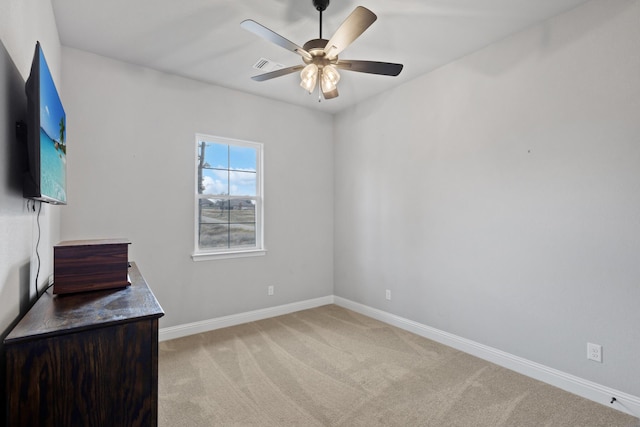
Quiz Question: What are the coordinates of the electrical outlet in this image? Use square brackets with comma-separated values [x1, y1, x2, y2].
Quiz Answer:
[385, 289, 391, 301]
[268, 285, 274, 296]
[587, 342, 602, 363]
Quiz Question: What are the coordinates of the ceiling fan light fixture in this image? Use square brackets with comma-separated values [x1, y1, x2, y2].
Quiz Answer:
[300, 63, 319, 93]
[243, 2, 403, 102]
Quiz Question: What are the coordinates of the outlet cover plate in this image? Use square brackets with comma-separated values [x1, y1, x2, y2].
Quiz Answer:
[587, 342, 602, 363]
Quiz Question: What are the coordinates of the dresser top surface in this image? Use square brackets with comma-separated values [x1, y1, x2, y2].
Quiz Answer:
[4, 262, 164, 344]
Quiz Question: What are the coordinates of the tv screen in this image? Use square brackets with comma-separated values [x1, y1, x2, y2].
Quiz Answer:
[24, 41, 67, 204]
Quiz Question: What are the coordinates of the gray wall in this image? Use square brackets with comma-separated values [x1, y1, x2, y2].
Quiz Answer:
[60, 48, 334, 328]
[334, 0, 640, 397]
[0, 0, 62, 331]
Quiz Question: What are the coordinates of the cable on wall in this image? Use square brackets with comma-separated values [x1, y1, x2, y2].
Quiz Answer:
[33, 200, 42, 297]
[28, 200, 51, 299]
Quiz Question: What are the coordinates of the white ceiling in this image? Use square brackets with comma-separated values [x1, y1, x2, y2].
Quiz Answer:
[51, 0, 591, 114]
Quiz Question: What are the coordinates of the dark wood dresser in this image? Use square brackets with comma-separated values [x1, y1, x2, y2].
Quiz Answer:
[4, 262, 164, 427]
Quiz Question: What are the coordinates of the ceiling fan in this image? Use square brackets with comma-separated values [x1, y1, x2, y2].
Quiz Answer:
[241, 0, 403, 100]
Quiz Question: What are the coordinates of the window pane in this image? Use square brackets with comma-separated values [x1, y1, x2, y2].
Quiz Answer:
[202, 142, 228, 169]
[199, 199, 228, 223]
[229, 223, 256, 247]
[229, 171, 256, 196]
[200, 169, 228, 195]
[199, 224, 229, 248]
[229, 201, 255, 223]
[229, 145, 256, 172]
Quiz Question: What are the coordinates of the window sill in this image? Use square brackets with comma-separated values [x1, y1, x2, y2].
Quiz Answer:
[191, 249, 267, 262]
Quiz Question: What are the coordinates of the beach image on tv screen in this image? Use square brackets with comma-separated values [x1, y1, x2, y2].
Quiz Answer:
[39, 48, 66, 203]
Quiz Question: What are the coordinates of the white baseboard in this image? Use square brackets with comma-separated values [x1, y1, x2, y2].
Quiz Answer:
[333, 296, 640, 419]
[159, 294, 639, 418]
[159, 295, 334, 342]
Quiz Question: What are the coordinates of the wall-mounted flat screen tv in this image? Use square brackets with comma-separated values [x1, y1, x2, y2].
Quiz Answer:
[24, 41, 67, 204]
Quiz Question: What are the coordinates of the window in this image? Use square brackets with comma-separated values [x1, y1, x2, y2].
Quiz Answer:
[193, 134, 264, 260]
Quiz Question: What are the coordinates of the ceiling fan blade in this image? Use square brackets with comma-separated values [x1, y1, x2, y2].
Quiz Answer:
[241, 19, 312, 61]
[251, 65, 304, 82]
[335, 60, 403, 76]
[323, 6, 377, 59]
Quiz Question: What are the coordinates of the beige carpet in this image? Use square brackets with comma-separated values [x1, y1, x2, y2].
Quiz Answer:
[158, 305, 638, 426]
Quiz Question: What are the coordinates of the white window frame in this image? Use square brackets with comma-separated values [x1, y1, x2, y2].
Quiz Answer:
[192, 134, 265, 261]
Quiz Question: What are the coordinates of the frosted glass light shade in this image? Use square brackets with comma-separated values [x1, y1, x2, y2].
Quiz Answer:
[321, 65, 340, 92]
[300, 64, 318, 93]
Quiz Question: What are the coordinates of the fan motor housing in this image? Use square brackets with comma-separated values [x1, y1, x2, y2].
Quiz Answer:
[302, 39, 336, 67]
[303, 38, 328, 52]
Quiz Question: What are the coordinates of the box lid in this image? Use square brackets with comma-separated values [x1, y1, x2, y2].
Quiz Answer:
[55, 238, 131, 247]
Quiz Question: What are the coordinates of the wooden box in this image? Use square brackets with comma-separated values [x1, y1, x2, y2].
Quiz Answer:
[53, 238, 131, 294]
